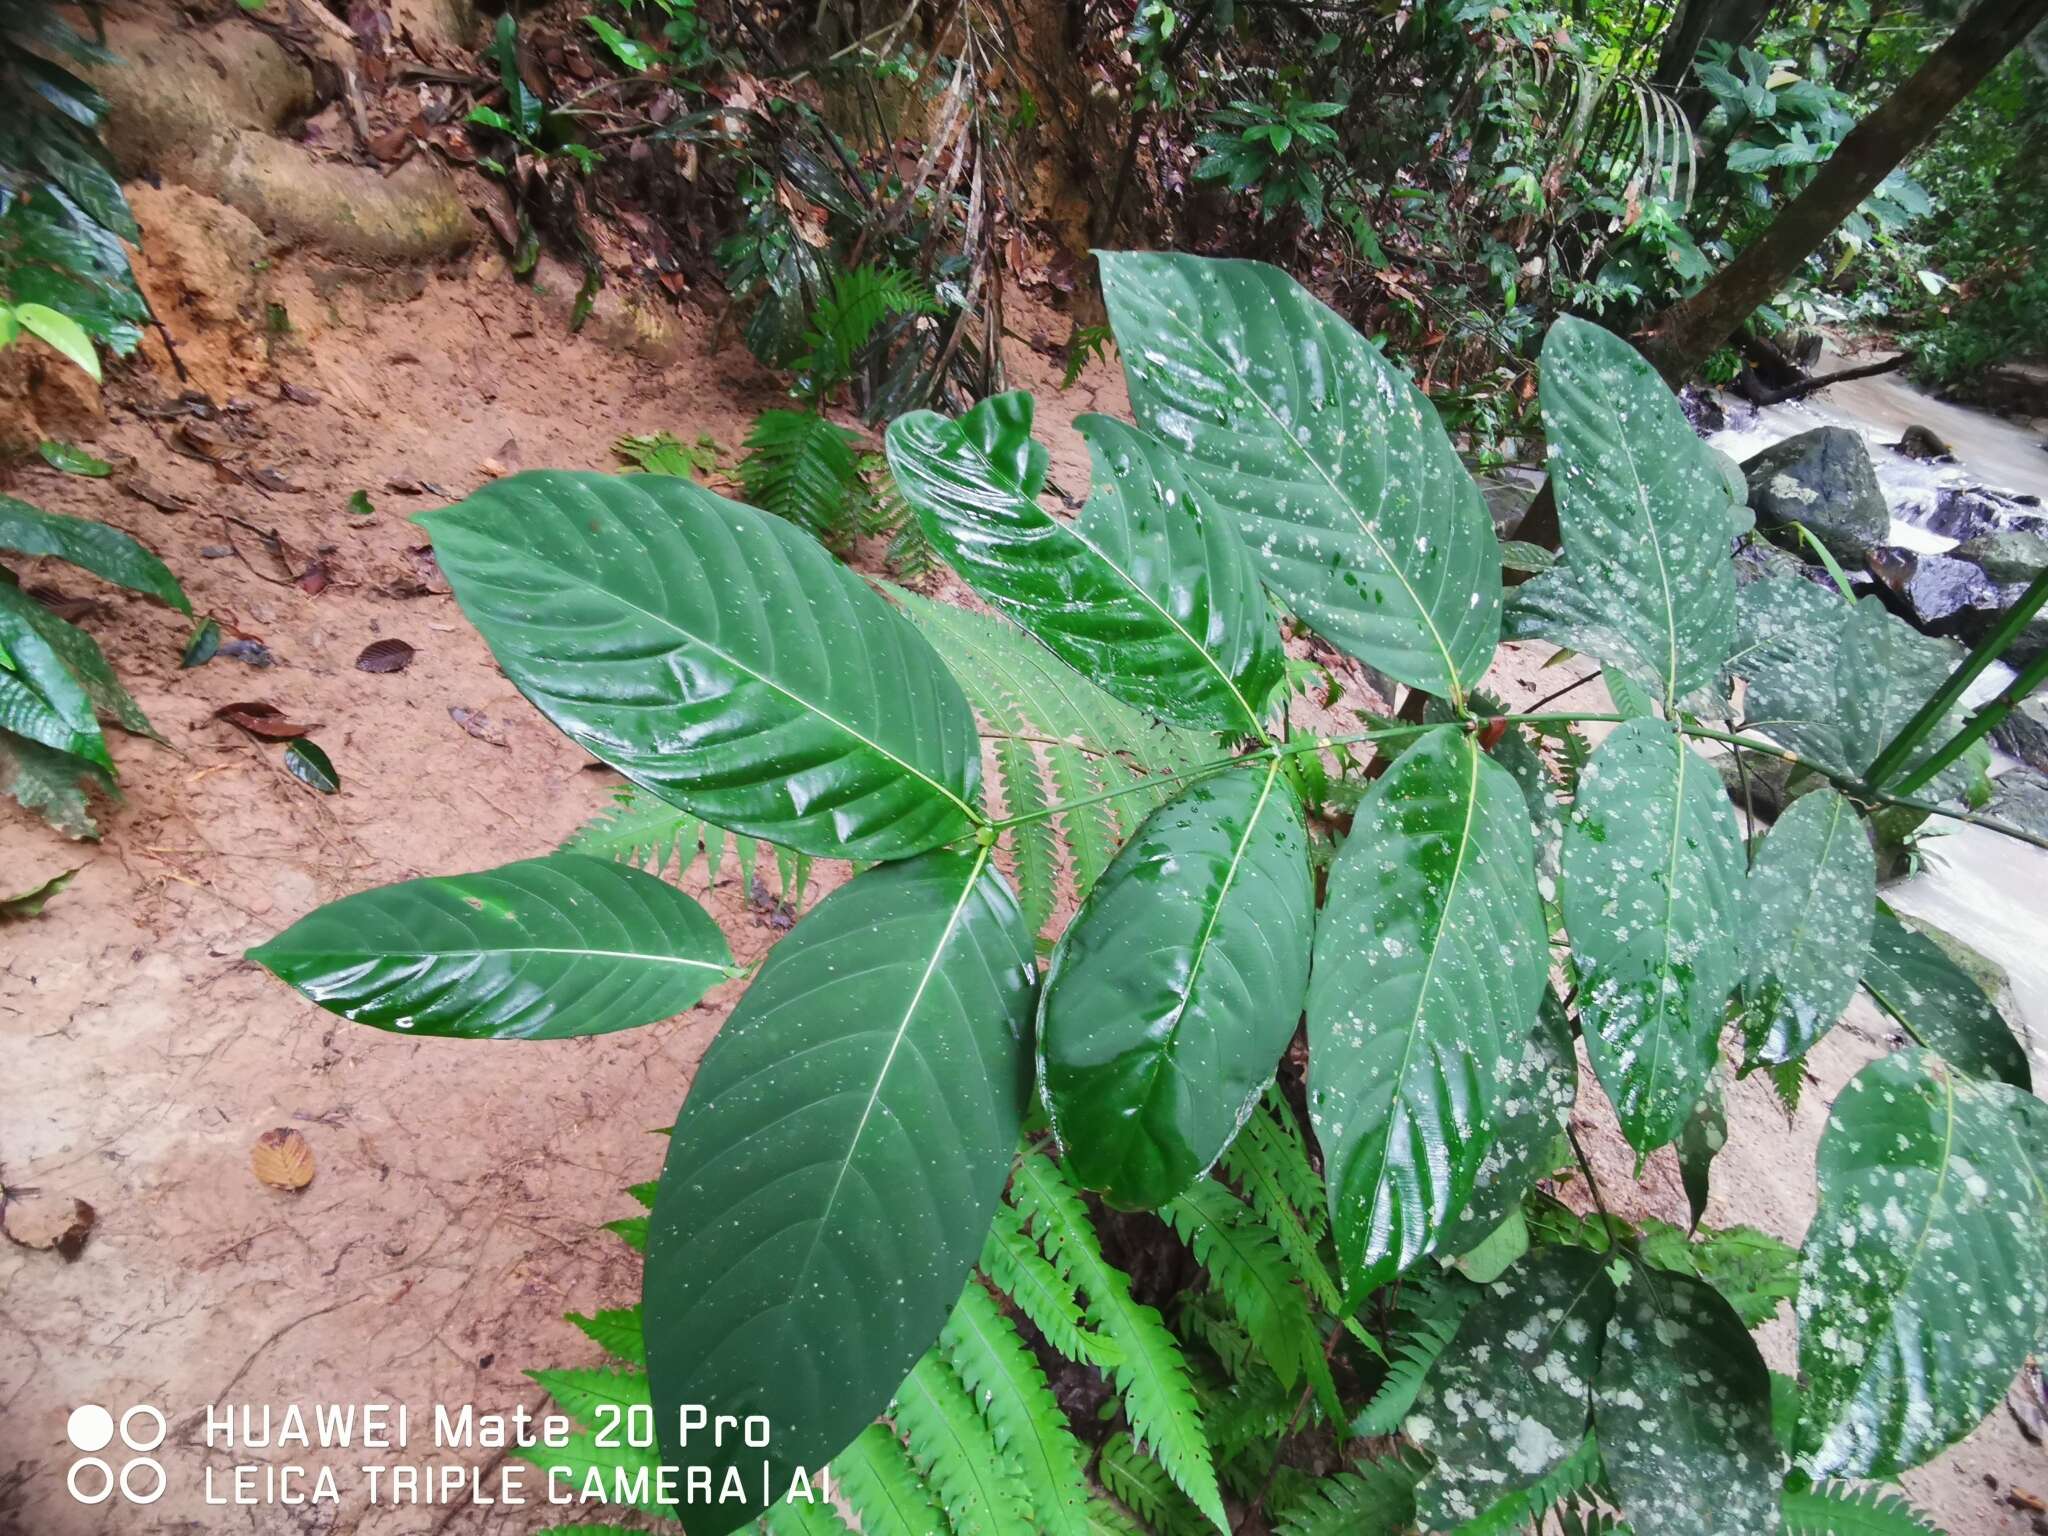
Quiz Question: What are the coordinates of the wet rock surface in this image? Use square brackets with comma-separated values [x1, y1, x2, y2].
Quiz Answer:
[1742, 425, 1891, 563]
[1864, 545, 2003, 636]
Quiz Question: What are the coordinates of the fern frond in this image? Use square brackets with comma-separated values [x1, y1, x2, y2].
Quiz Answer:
[803, 263, 938, 384]
[886, 587, 1208, 931]
[522, 1429, 668, 1519]
[1782, 1481, 1946, 1535]
[613, 429, 721, 478]
[563, 784, 817, 913]
[1177, 1295, 1258, 1379]
[604, 1215, 649, 1252]
[1219, 1097, 1357, 1338]
[1010, 1154, 1227, 1532]
[1163, 1181, 1333, 1419]
[1095, 1432, 1215, 1536]
[1349, 1273, 1472, 1436]
[1270, 1451, 1426, 1536]
[980, 1200, 1115, 1366]
[941, 1281, 1096, 1536]
[524, 1367, 648, 1436]
[761, 1496, 859, 1535]
[738, 407, 865, 544]
[857, 450, 939, 580]
[1452, 1433, 1603, 1535]
[892, 1353, 1037, 1536]
[1190, 1353, 1294, 1464]
[1085, 1496, 1147, 1535]
[565, 1305, 646, 1367]
[834, 1423, 950, 1536]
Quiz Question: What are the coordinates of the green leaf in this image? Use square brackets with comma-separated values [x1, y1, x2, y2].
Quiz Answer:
[181, 618, 221, 668]
[1438, 988, 1578, 1258]
[0, 725, 112, 838]
[1308, 727, 1548, 1293]
[0, 494, 190, 613]
[645, 852, 1036, 1536]
[526, 1365, 648, 1435]
[418, 471, 981, 860]
[737, 408, 864, 543]
[1506, 317, 1736, 708]
[979, 1200, 1115, 1368]
[886, 394, 1281, 735]
[1, 865, 78, 919]
[1040, 763, 1313, 1209]
[1412, 1246, 1616, 1530]
[1597, 1267, 1779, 1536]
[1740, 789, 1874, 1068]
[583, 13, 660, 70]
[1563, 719, 1745, 1151]
[1780, 1480, 1944, 1535]
[1098, 252, 1500, 703]
[835, 1423, 949, 1536]
[1676, 1071, 1726, 1230]
[567, 1305, 646, 1366]
[940, 1282, 1095, 1536]
[894, 1353, 1037, 1536]
[14, 302, 100, 380]
[248, 853, 731, 1039]
[0, 580, 156, 741]
[284, 739, 339, 794]
[1451, 1206, 1528, 1282]
[1270, 1452, 1425, 1536]
[1351, 1272, 1472, 1437]
[1796, 1048, 2048, 1479]
[1163, 1180, 1327, 1404]
[0, 589, 110, 770]
[1095, 1431, 1213, 1536]
[37, 440, 111, 477]
[1010, 1153, 1226, 1530]
[1860, 907, 2029, 1090]
[1735, 582, 1982, 804]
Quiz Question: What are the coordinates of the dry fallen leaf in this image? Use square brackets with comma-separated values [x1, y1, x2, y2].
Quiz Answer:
[215, 701, 319, 740]
[355, 638, 416, 673]
[449, 705, 508, 746]
[2, 1192, 96, 1261]
[251, 1127, 316, 1191]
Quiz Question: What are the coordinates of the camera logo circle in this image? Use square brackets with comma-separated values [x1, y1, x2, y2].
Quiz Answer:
[66, 1404, 166, 1505]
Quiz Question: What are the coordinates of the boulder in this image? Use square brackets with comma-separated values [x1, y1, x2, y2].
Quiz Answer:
[1988, 767, 2048, 842]
[1679, 386, 1727, 435]
[1994, 694, 2048, 774]
[1894, 424, 1954, 460]
[1741, 426, 1891, 563]
[1955, 530, 2048, 586]
[1863, 545, 2002, 636]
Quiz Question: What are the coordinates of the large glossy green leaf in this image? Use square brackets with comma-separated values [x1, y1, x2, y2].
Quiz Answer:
[1436, 989, 1578, 1258]
[1098, 252, 1501, 703]
[1739, 788, 1875, 1068]
[1796, 1048, 2048, 1479]
[1861, 906, 2030, 1090]
[1563, 718, 1745, 1151]
[0, 579, 156, 741]
[0, 590, 108, 770]
[644, 851, 1036, 1535]
[885, 394, 1281, 736]
[418, 470, 981, 860]
[0, 494, 189, 613]
[1597, 1268, 1779, 1536]
[1307, 727, 1548, 1294]
[247, 853, 730, 1038]
[1505, 317, 1736, 708]
[1411, 1246, 1616, 1530]
[1039, 763, 1312, 1209]
[1735, 580, 1982, 803]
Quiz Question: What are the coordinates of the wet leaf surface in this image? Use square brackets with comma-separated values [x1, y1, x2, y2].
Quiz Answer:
[285, 739, 340, 793]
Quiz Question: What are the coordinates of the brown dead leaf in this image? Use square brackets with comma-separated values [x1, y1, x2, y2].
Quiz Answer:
[125, 477, 192, 514]
[449, 705, 508, 746]
[175, 420, 234, 462]
[251, 1128, 315, 1191]
[2, 1192, 95, 1261]
[296, 562, 330, 596]
[249, 466, 302, 495]
[215, 701, 319, 740]
[281, 380, 322, 406]
[355, 638, 416, 673]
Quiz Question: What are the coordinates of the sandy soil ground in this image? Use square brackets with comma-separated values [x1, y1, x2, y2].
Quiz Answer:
[0, 252, 2042, 1536]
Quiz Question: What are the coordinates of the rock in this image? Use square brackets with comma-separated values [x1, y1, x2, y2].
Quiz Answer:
[1994, 694, 2048, 774]
[1741, 426, 1891, 563]
[1475, 469, 1542, 537]
[1954, 530, 2048, 586]
[1988, 767, 2048, 841]
[1893, 424, 1954, 460]
[1733, 535, 1826, 589]
[1715, 750, 1802, 823]
[1942, 361, 2048, 421]
[1863, 545, 2002, 636]
[1916, 486, 2007, 542]
[1680, 387, 1727, 434]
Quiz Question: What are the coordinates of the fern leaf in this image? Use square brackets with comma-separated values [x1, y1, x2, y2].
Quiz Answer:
[980, 1200, 1114, 1366]
[761, 1497, 859, 1535]
[1270, 1451, 1426, 1536]
[1011, 1154, 1227, 1532]
[893, 1354, 1037, 1536]
[525, 1367, 648, 1436]
[1220, 1100, 1357, 1339]
[1095, 1432, 1215, 1536]
[565, 1306, 646, 1367]
[563, 785, 704, 874]
[604, 1215, 649, 1253]
[1782, 1481, 1946, 1536]
[803, 263, 938, 384]
[941, 1281, 1095, 1536]
[1085, 1495, 1147, 1535]
[523, 1429, 667, 1519]
[1452, 1433, 1604, 1535]
[1350, 1273, 1472, 1436]
[738, 407, 865, 543]
[1163, 1181, 1331, 1419]
[834, 1423, 949, 1536]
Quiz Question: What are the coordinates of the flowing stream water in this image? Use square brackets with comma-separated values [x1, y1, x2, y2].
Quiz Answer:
[1702, 355, 2048, 1073]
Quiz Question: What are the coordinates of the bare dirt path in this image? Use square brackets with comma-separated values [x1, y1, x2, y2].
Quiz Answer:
[0, 253, 2042, 1536]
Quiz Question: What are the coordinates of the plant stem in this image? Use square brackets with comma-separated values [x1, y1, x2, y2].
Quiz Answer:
[1865, 568, 2048, 790]
[1887, 644, 2048, 800]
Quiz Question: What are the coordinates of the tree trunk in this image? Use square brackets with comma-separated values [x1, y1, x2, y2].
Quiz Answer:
[1640, 0, 2048, 386]
[1652, 0, 1775, 91]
